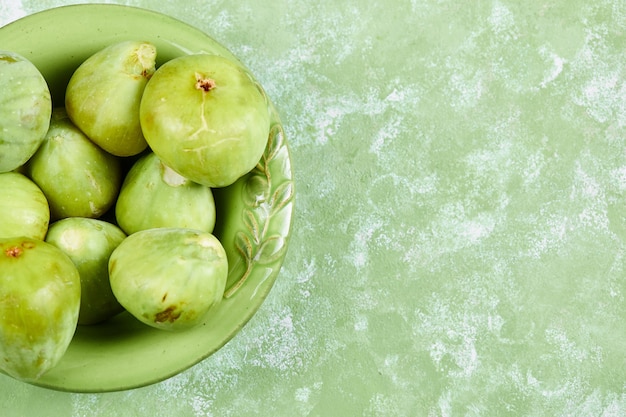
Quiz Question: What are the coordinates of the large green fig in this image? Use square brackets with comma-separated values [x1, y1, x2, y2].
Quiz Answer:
[115, 152, 216, 235]
[25, 108, 123, 220]
[139, 53, 270, 188]
[0, 237, 80, 381]
[46, 217, 126, 325]
[65, 40, 156, 156]
[0, 51, 52, 173]
[109, 228, 228, 331]
[0, 172, 50, 240]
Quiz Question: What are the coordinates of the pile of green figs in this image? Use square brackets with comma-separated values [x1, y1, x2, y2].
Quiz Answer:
[0, 41, 270, 381]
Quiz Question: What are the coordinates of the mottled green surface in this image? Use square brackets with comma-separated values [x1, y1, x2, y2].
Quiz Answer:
[1, 0, 625, 415]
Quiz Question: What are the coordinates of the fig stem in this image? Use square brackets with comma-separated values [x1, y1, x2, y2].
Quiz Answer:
[136, 43, 157, 78]
[195, 73, 217, 92]
[5, 246, 22, 258]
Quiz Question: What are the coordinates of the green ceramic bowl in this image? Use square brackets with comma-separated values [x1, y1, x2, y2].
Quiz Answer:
[0, 4, 294, 392]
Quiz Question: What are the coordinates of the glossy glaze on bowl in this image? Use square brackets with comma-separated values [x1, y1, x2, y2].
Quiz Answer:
[0, 4, 294, 392]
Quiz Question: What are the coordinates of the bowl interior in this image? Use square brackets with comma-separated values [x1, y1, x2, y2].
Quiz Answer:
[0, 4, 294, 392]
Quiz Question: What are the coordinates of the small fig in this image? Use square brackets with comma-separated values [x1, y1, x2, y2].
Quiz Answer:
[25, 108, 123, 220]
[65, 40, 156, 156]
[0, 172, 50, 240]
[0, 51, 52, 173]
[109, 228, 228, 331]
[0, 237, 80, 381]
[140, 53, 270, 188]
[46, 217, 126, 325]
[115, 152, 216, 235]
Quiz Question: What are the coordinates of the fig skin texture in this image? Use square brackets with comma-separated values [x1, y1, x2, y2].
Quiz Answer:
[0, 50, 52, 173]
[109, 228, 228, 331]
[25, 107, 123, 220]
[65, 40, 156, 157]
[0, 237, 80, 381]
[139, 53, 270, 188]
[0, 172, 50, 240]
[45, 217, 126, 325]
[115, 152, 216, 235]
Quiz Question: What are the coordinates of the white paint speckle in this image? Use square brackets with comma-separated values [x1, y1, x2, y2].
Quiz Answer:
[610, 166, 626, 190]
[354, 314, 368, 331]
[459, 216, 496, 243]
[294, 387, 311, 402]
[570, 26, 626, 127]
[488, 1, 517, 40]
[539, 47, 565, 88]
[346, 214, 384, 270]
[447, 68, 485, 109]
[369, 114, 402, 154]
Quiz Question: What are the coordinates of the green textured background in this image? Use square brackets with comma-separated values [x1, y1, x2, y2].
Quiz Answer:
[1, 0, 625, 415]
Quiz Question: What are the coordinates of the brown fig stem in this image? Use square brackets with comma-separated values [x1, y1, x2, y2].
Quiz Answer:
[195, 73, 217, 92]
[5, 246, 22, 257]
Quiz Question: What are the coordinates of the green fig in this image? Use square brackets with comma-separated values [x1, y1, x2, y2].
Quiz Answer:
[109, 228, 228, 331]
[25, 108, 123, 220]
[139, 53, 270, 188]
[0, 172, 50, 240]
[45, 218, 126, 325]
[65, 40, 156, 156]
[0, 237, 80, 381]
[0, 51, 52, 173]
[115, 152, 216, 235]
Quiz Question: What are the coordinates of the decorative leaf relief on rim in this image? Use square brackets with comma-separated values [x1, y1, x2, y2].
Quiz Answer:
[224, 122, 294, 298]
